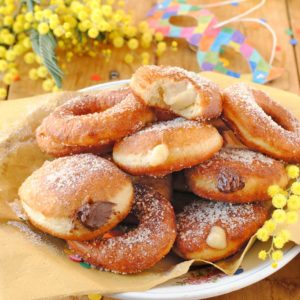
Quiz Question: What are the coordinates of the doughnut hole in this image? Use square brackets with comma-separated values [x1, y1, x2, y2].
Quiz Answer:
[222, 83, 300, 162]
[254, 90, 295, 131]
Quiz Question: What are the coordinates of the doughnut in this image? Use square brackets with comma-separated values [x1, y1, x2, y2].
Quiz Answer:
[130, 65, 222, 121]
[37, 87, 154, 147]
[132, 175, 172, 201]
[123, 175, 172, 225]
[209, 118, 228, 132]
[222, 130, 247, 149]
[36, 123, 113, 157]
[18, 154, 134, 241]
[185, 148, 288, 203]
[154, 108, 177, 121]
[222, 83, 300, 162]
[113, 118, 223, 177]
[174, 196, 269, 261]
[208, 119, 246, 148]
[68, 184, 176, 274]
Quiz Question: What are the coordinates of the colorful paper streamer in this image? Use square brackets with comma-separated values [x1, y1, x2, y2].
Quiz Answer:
[147, 0, 282, 84]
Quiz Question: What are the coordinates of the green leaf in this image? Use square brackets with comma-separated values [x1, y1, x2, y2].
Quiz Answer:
[29, 29, 63, 88]
[29, 29, 40, 55]
[24, 0, 40, 12]
[39, 33, 63, 88]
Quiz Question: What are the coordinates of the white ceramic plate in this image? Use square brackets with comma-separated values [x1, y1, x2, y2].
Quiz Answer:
[81, 80, 300, 300]
[112, 246, 300, 300]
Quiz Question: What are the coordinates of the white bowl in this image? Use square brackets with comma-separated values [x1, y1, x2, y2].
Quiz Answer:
[112, 246, 299, 300]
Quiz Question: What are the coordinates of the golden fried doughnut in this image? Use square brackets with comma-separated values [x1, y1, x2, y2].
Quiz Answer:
[174, 196, 269, 261]
[208, 119, 247, 148]
[38, 87, 154, 147]
[113, 118, 223, 177]
[123, 175, 172, 225]
[68, 184, 176, 274]
[18, 154, 134, 241]
[154, 108, 177, 121]
[36, 123, 113, 157]
[132, 175, 172, 201]
[222, 130, 247, 149]
[222, 83, 300, 162]
[185, 148, 288, 203]
[209, 118, 228, 132]
[130, 65, 222, 121]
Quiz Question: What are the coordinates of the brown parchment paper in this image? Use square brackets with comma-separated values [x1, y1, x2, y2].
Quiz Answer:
[0, 222, 193, 300]
[0, 201, 19, 222]
[0, 72, 299, 300]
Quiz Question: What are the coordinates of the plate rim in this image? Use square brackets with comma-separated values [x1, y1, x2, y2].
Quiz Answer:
[80, 79, 130, 92]
[81, 80, 300, 300]
[112, 246, 300, 300]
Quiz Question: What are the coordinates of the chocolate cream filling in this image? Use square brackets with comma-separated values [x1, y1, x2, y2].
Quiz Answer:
[78, 201, 115, 230]
[217, 167, 245, 193]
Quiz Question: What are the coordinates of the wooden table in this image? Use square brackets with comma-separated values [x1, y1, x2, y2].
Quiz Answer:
[4, 0, 300, 299]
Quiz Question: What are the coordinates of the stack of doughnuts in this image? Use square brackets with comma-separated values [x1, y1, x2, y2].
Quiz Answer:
[19, 65, 299, 274]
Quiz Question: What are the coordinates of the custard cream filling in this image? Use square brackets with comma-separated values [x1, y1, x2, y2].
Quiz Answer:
[149, 144, 169, 166]
[205, 225, 227, 249]
[163, 82, 197, 110]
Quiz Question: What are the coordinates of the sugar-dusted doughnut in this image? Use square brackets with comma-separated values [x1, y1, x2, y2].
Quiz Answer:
[100, 155, 176, 199]
[154, 108, 177, 121]
[123, 175, 173, 225]
[222, 83, 300, 162]
[37, 87, 154, 149]
[68, 184, 176, 274]
[222, 130, 247, 149]
[130, 65, 222, 121]
[174, 197, 269, 261]
[18, 154, 134, 241]
[36, 123, 113, 157]
[113, 118, 223, 177]
[132, 175, 172, 201]
[185, 148, 288, 203]
[209, 118, 247, 148]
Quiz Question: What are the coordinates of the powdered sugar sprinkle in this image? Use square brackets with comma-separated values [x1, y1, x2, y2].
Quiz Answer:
[217, 148, 274, 166]
[177, 199, 266, 244]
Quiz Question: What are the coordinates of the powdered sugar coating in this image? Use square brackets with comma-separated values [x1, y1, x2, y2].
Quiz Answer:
[223, 83, 300, 140]
[131, 65, 222, 121]
[133, 118, 207, 136]
[104, 184, 172, 246]
[68, 184, 176, 274]
[31, 154, 116, 197]
[204, 148, 274, 168]
[55, 86, 131, 116]
[176, 199, 267, 245]
[19, 153, 133, 229]
[144, 65, 219, 91]
[40, 87, 154, 147]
